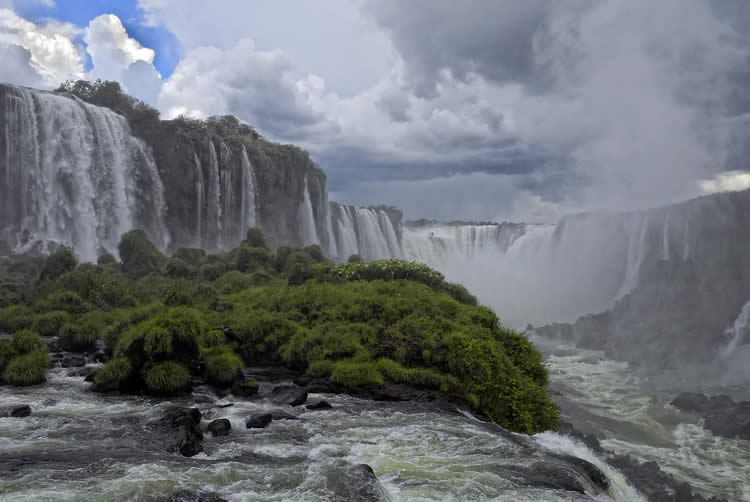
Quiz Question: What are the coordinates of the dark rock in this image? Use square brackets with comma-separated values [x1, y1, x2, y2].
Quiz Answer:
[246, 413, 273, 429]
[324, 463, 391, 502]
[270, 385, 307, 406]
[231, 378, 259, 398]
[67, 366, 97, 378]
[0, 405, 31, 417]
[151, 407, 204, 457]
[269, 409, 299, 421]
[670, 392, 710, 414]
[559, 422, 603, 453]
[157, 489, 228, 502]
[207, 418, 231, 437]
[498, 455, 608, 495]
[703, 400, 750, 441]
[58, 353, 86, 368]
[708, 394, 736, 410]
[306, 399, 332, 411]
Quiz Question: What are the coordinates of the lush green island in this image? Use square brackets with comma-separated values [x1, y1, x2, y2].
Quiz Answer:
[0, 228, 558, 434]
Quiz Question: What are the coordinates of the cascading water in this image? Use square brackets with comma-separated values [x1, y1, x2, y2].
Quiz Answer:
[326, 203, 403, 262]
[193, 153, 204, 247]
[0, 85, 166, 262]
[239, 146, 257, 234]
[219, 142, 234, 247]
[298, 177, 320, 246]
[206, 139, 222, 251]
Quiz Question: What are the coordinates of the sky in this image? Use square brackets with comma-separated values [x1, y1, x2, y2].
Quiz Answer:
[3, 0, 750, 222]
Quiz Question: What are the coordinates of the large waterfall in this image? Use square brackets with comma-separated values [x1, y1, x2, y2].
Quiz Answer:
[0, 85, 167, 262]
[326, 202, 402, 262]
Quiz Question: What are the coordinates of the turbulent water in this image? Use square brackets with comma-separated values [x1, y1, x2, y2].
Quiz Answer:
[0, 367, 648, 502]
[0, 86, 167, 262]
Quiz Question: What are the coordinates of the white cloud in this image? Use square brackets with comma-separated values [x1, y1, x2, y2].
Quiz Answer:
[84, 14, 156, 82]
[700, 171, 750, 194]
[0, 8, 83, 86]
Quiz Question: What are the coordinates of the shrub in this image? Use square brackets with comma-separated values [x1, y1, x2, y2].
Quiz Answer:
[172, 248, 206, 267]
[329, 360, 384, 387]
[303, 245, 324, 262]
[275, 246, 292, 272]
[39, 247, 77, 282]
[37, 290, 91, 314]
[94, 357, 132, 388]
[118, 229, 166, 278]
[12, 329, 46, 354]
[192, 284, 218, 304]
[3, 350, 49, 386]
[202, 329, 226, 348]
[216, 270, 254, 294]
[162, 288, 193, 306]
[144, 361, 191, 395]
[31, 311, 71, 337]
[283, 250, 314, 274]
[244, 227, 268, 249]
[0, 305, 33, 332]
[248, 270, 273, 286]
[164, 258, 193, 278]
[232, 245, 272, 273]
[203, 347, 243, 387]
[347, 254, 363, 263]
[97, 252, 117, 266]
[144, 326, 173, 357]
[199, 262, 225, 281]
[0, 339, 18, 371]
[288, 263, 313, 286]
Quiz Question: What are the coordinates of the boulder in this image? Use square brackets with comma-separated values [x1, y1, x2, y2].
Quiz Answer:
[0, 405, 31, 417]
[325, 463, 391, 502]
[703, 400, 750, 441]
[67, 366, 97, 378]
[58, 353, 86, 368]
[151, 407, 204, 457]
[231, 378, 259, 398]
[246, 413, 273, 429]
[207, 418, 231, 437]
[270, 385, 307, 406]
[269, 409, 299, 421]
[306, 399, 332, 411]
[670, 392, 710, 414]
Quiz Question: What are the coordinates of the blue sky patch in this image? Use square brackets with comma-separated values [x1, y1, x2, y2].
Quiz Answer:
[15, 0, 180, 78]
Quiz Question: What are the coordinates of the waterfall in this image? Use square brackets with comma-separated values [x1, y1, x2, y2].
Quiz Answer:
[0, 85, 166, 262]
[721, 300, 750, 358]
[240, 146, 257, 234]
[193, 153, 204, 247]
[615, 213, 650, 301]
[298, 177, 319, 246]
[325, 203, 338, 259]
[219, 142, 233, 247]
[206, 139, 222, 250]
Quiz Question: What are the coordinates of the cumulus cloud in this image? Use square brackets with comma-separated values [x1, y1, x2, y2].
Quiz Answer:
[84, 14, 158, 82]
[0, 8, 83, 86]
[158, 39, 334, 139]
[0, 44, 44, 87]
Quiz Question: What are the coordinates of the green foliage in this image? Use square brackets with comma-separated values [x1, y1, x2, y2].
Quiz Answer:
[202, 329, 226, 347]
[347, 254, 363, 263]
[199, 262, 225, 281]
[118, 230, 166, 278]
[216, 270, 254, 294]
[303, 245, 325, 262]
[39, 247, 77, 282]
[244, 227, 268, 249]
[37, 290, 91, 314]
[172, 248, 206, 267]
[144, 361, 191, 394]
[330, 360, 384, 387]
[164, 258, 194, 278]
[288, 262, 312, 286]
[202, 346, 243, 386]
[2, 350, 49, 386]
[275, 246, 292, 272]
[59, 323, 97, 352]
[144, 326, 173, 357]
[11, 329, 45, 354]
[232, 245, 273, 273]
[0, 305, 33, 332]
[0, 339, 18, 372]
[161, 287, 193, 306]
[31, 311, 71, 337]
[97, 252, 117, 266]
[283, 250, 314, 274]
[94, 357, 132, 387]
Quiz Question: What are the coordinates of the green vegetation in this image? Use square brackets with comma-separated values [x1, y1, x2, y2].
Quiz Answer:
[1, 330, 49, 386]
[0, 227, 557, 433]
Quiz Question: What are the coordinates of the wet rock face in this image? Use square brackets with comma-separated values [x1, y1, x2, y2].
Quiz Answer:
[151, 407, 204, 457]
[0, 405, 31, 417]
[670, 393, 750, 441]
[306, 399, 332, 411]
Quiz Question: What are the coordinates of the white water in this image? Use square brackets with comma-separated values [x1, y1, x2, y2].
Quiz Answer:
[0, 86, 167, 261]
[327, 203, 402, 262]
[193, 153, 204, 247]
[240, 146, 257, 234]
[298, 177, 320, 246]
[219, 142, 234, 248]
[206, 139, 222, 251]
[0, 368, 643, 501]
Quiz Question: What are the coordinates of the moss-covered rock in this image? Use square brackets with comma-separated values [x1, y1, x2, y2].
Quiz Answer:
[144, 361, 191, 395]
